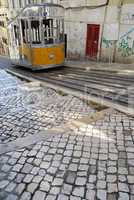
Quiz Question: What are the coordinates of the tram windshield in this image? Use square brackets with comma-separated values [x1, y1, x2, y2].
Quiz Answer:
[19, 4, 64, 46]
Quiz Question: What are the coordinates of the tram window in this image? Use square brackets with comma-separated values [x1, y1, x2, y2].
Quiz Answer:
[19, 0, 22, 8]
[42, 19, 53, 44]
[31, 20, 41, 44]
[55, 19, 64, 43]
[59, 19, 64, 42]
[42, 18, 64, 44]
[21, 20, 30, 44]
[12, 0, 15, 8]
[14, 25, 20, 45]
[2, 38, 7, 45]
[0, 21, 4, 27]
[52, 19, 58, 43]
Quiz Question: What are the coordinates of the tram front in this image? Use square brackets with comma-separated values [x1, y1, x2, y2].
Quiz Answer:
[8, 4, 65, 70]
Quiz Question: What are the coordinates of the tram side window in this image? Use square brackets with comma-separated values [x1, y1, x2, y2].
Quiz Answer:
[55, 19, 64, 43]
[21, 20, 30, 44]
[14, 25, 20, 45]
[59, 19, 64, 42]
[53, 19, 58, 44]
[41, 18, 64, 44]
[42, 18, 64, 44]
[43, 19, 53, 44]
[31, 20, 41, 44]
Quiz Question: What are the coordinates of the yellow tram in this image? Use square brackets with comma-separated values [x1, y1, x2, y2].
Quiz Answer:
[8, 3, 65, 70]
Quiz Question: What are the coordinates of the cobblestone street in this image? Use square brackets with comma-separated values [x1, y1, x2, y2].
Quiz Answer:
[0, 70, 94, 144]
[0, 69, 134, 200]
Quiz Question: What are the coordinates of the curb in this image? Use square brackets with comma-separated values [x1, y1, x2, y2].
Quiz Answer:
[69, 108, 114, 128]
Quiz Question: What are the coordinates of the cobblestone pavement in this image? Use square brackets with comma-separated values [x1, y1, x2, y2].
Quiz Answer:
[0, 70, 134, 200]
[0, 70, 94, 144]
[0, 110, 134, 200]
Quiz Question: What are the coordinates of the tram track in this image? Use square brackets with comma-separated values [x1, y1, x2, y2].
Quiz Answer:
[45, 71, 127, 89]
[6, 66, 134, 115]
[52, 68, 134, 86]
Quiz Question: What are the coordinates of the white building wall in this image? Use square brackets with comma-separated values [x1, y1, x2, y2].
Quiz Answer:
[115, 4, 134, 63]
[64, 1, 134, 63]
[100, 5, 120, 62]
[64, 7, 106, 59]
[60, 0, 107, 8]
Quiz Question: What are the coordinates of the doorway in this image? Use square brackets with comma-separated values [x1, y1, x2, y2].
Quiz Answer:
[86, 24, 100, 59]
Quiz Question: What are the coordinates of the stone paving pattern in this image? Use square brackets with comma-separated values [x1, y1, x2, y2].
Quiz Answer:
[0, 70, 94, 144]
[0, 70, 134, 200]
[0, 110, 134, 200]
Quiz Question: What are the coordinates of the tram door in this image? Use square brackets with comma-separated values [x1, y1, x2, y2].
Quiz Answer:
[9, 23, 20, 62]
[86, 24, 100, 59]
[20, 19, 31, 65]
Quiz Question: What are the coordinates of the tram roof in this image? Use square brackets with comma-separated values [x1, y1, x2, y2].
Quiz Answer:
[8, 3, 64, 25]
[23, 3, 64, 10]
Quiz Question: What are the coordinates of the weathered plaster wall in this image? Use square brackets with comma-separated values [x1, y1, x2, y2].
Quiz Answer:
[63, 0, 134, 63]
[60, 0, 107, 8]
[100, 5, 119, 62]
[100, 1, 134, 63]
[101, 1, 134, 63]
[115, 4, 134, 63]
[64, 7, 105, 59]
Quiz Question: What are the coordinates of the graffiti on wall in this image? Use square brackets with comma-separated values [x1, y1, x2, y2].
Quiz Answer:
[102, 37, 113, 48]
[118, 28, 134, 57]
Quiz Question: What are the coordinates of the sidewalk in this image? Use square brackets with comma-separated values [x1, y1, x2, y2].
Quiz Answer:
[65, 60, 134, 74]
[0, 69, 134, 200]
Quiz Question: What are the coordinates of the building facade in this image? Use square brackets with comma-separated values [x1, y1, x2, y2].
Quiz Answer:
[6, 0, 134, 63]
[60, 0, 134, 63]
[0, 0, 9, 56]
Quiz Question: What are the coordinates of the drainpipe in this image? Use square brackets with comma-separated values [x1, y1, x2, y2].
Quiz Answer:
[99, 1, 109, 62]
[113, 0, 124, 62]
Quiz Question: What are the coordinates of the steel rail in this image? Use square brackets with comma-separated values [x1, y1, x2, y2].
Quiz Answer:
[7, 67, 134, 115]
[7, 67, 129, 106]
[43, 71, 127, 89]
[49, 69, 134, 87]
[37, 73, 129, 103]
[57, 67, 134, 83]
[39, 70, 134, 90]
